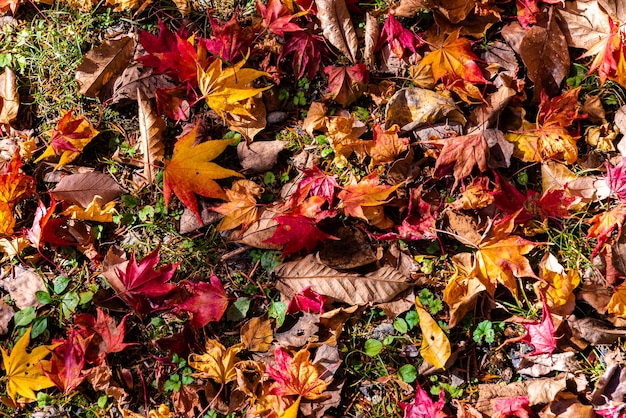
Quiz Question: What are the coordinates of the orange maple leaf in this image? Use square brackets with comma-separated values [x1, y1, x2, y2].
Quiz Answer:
[337, 172, 402, 221]
[580, 16, 622, 85]
[0, 154, 35, 235]
[266, 347, 328, 400]
[417, 29, 487, 85]
[607, 281, 626, 318]
[212, 179, 262, 231]
[163, 124, 243, 222]
[366, 123, 409, 167]
[35, 110, 99, 169]
[470, 211, 540, 297]
[433, 132, 489, 188]
[587, 204, 626, 257]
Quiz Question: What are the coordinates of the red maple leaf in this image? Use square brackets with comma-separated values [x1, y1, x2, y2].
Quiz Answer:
[376, 11, 423, 58]
[505, 295, 556, 356]
[107, 247, 179, 314]
[607, 158, 626, 203]
[399, 384, 447, 418]
[138, 20, 209, 86]
[281, 31, 327, 80]
[264, 213, 333, 257]
[44, 329, 88, 393]
[323, 64, 369, 107]
[155, 86, 193, 121]
[75, 308, 132, 365]
[26, 199, 76, 248]
[374, 188, 437, 241]
[516, 0, 566, 29]
[203, 13, 255, 63]
[293, 164, 339, 204]
[492, 395, 531, 418]
[175, 275, 229, 328]
[256, 0, 303, 37]
[287, 286, 326, 314]
[534, 188, 577, 220]
[490, 173, 533, 223]
[587, 204, 626, 257]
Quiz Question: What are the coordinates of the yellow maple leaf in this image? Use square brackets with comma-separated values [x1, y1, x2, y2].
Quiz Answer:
[212, 180, 263, 231]
[415, 299, 450, 370]
[162, 124, 244, 222]
[197, 56, 270, 118]
[1, 328, 59, 402]
[443, 253, 486, 328]
[61, 196, 117, 223]
[470, 211, 540, 297]
[535, 252, 580, 315]
[123, 404, 174, 418]
[35, 110, 99, 169]
[188, 339, 244, 385]
[608, 282, 626, 318]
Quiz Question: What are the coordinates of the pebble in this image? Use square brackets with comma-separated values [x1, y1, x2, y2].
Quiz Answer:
[267, 111, 288, 125]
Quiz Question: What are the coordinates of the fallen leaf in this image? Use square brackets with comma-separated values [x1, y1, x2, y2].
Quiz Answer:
[44, 329, 88, 393]
[443, 253, 486, 328]
[267, 347, 329, 400]
[75, 36, 136, 98]
[212, 180, 263, 231]
[323, 64, 369, 107]
[175, 275, 229, 328]
[607, 281, 626, 319]
[535, 252, 580, 316]
[257, 0, 303, 37]
[203, 13, 255, 63]
[137, 88, 165, 184]
[162, 124, 243, 222]
[366, 123, 410, 167]
[517, 352, 580, 377]
[399, 383, 447, 418]
[315, 0, 358, 62]
[75, 307, 132, 364]
[61, 196, 117, 223]
[0, 153, 35, 235]
[197, 56, 271, 118]
[415, 299, 451, 370]
[433, 132, 489, 188]
[0, 300, 14, 335]
[504, 295, 556, 356]
[1, 328, 58, 402]
[587, 204, 626, 257]
[492, 395, 531, 418]
[0, 68, 19, 125]
[376, 11, 423, 58]
[385, 87, 465, 132]
[189, 339, 244, 385]
[264, 212, 334, 258]
[2, 266, 46, 310]
[35, 111, 100, 169]
[51, 172, 121, 208]
[287, 286, 326, 314]
[225, 96, 267, 143]
[540, 391, 595, 418]
[275, 253, 412, 305]
[237, 140, 285, 173]
[337, 172, 401, 221]
[241, 316, 273, 352]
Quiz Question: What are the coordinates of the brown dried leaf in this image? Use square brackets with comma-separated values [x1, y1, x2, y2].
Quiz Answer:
[237, 140, 285, 174]
[51, 172, 122, 208]
[137, 89, 165, 184]
[477, 376, 566, 415]
[75, 36, 136, 98]
[315, 0, 358, 62]
[225, 96, 266, 143]
[0, 300, 14, 335]
[519, 11, 570, 100]
[240, 316, 273, 352]
[386, 87, 465, 132]
[110, 64, 177, 104]
[275, 253, 412, 305]
[557, 0, 613, 50]
[363, 12, 379, 70]
[232, 215, 281, 250]
[2, 266, 46, 309]
[0, 68, 18, 125]
[540, 391, 595, 418]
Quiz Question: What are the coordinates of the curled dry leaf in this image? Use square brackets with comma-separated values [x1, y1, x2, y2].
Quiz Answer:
[0, 67, 18, 125]
[0, 300, 14, 335]
[237, 140, 285, 174]
[315, 0, 358, 63]
[275, 253, 412, 305]
[385, 87, 465, 132]
[51, 172, 122, 208]
[75, 36, 136, 99]
[137, 88, 165, 184]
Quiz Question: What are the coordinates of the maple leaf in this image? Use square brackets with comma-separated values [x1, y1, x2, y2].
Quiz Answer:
[197, 55, 271, 117]
[415, 299, 451, 370]
[323, 64, 369, 107]
[416, 29, 487, 85]
[175, 275, 229, 328]
[138, 21, 209, 86]
[606, 158, 626, 203]
[374, 188, 437, 241]
[1, 327, 58, 402]
[106, 247, 178, 314]
[0, 153, 35, 235]
[444, 253, 486, 328]
[337, 172, 401, 221]
[325, 113, 368, 163]
[399, 383, 447, 418]
[61, 196, 117, 223]
[212, 180, 262, 231]
[579, 15, 621, 85]
[293, 164, 339, 204]
[504, 295, 556, 356]
[433, 132, 489, 188]
[74, 308, 132, 364]
[492, 395, 531, 418]
[155, 86, 193, 121]
[189, 339, 244, 384]
[281, 31, 327, 80]
[162, 124, 243, 222]
[587, 204, 626, 257]
[265, 196, 335, 257]
[26, 199, 76, 249]
[376, 11, 423, 58]
[257, 0, 304, 37]
[203, 13, 254, 63]
[608, 282, 626, 318]
[35, 110, 99, 169]
[44, 329, 88, 393]
[516, 0, 562, 29]
[287, 286, 326, 314]
[366, 123, 410, 167]
[470, 211, 540, 297]
[0, 0, 20, 14]
[505, 88, 584, 164]
[266, 347, 329, 400]
[536, 252, 580, 315]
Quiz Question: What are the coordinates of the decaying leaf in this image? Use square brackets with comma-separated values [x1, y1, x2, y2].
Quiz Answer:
[75, 36, 136, 99]
[315, 0, 358, 62]
[137, 88, 165, 183]
[240, 316, 273, 352]
[275, 253, 412, 305]
[0, 68, 19, 125]
[51, 172, 122, 208]
[385, 87, 465, 132]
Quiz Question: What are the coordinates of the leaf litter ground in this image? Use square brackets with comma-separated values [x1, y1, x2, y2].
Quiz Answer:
[1, 0, 626, 417]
